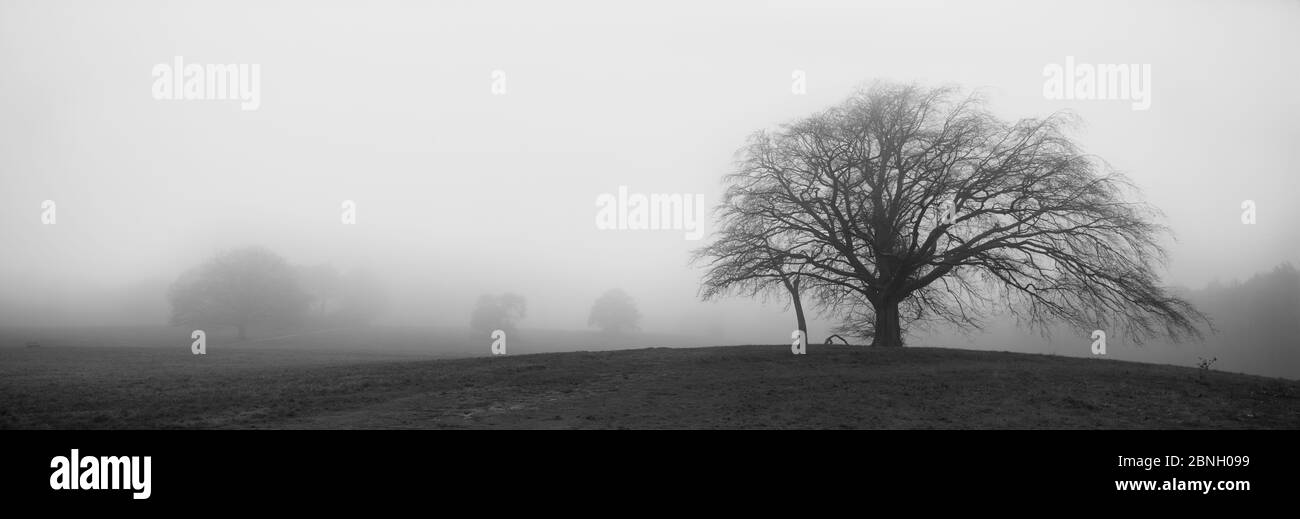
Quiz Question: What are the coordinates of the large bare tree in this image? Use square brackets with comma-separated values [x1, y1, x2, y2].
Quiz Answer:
[698, 82, 1206, 347]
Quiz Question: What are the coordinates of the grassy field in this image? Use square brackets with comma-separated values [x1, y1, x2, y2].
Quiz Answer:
[2, 336, 1298, 429]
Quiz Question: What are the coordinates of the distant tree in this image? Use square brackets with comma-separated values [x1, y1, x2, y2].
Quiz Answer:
[168, 247, 309, 341]
[702, 81, 1207, 347]
[588, 289, 642, 334]
[470, 293, 526, 335]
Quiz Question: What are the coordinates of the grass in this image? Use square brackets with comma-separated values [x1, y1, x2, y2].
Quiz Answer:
[2, 342, 1297, 429]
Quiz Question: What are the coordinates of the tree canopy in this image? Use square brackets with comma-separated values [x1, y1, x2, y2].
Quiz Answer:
[168, 246, 309, 340]
[698, 82, 1206, 347]
[588, 288, 642, 334]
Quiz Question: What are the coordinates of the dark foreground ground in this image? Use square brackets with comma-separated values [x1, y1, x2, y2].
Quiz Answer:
[2, 343, 1298, 429]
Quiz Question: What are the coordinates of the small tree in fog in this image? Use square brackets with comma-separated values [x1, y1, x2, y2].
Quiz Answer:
[168, 247, 309, 341]
[470, 293, 527, 336]
[588, 289, 641, 334]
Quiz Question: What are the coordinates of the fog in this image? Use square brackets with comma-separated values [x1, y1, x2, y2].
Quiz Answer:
[1, 1, 1296, 375]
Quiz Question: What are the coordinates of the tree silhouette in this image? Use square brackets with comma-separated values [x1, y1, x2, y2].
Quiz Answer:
[588, 288, 642, 334]
[699, 82, 1206, 347]
[168, 246, 309, 341]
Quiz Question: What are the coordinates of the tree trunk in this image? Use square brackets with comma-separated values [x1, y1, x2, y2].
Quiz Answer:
[871, 298, 903, 347]
[792, 290, 808, 338]
[784, 276, 808, 339]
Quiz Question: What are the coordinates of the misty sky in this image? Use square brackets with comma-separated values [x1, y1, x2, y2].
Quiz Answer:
[1, 0, 1297, 345]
